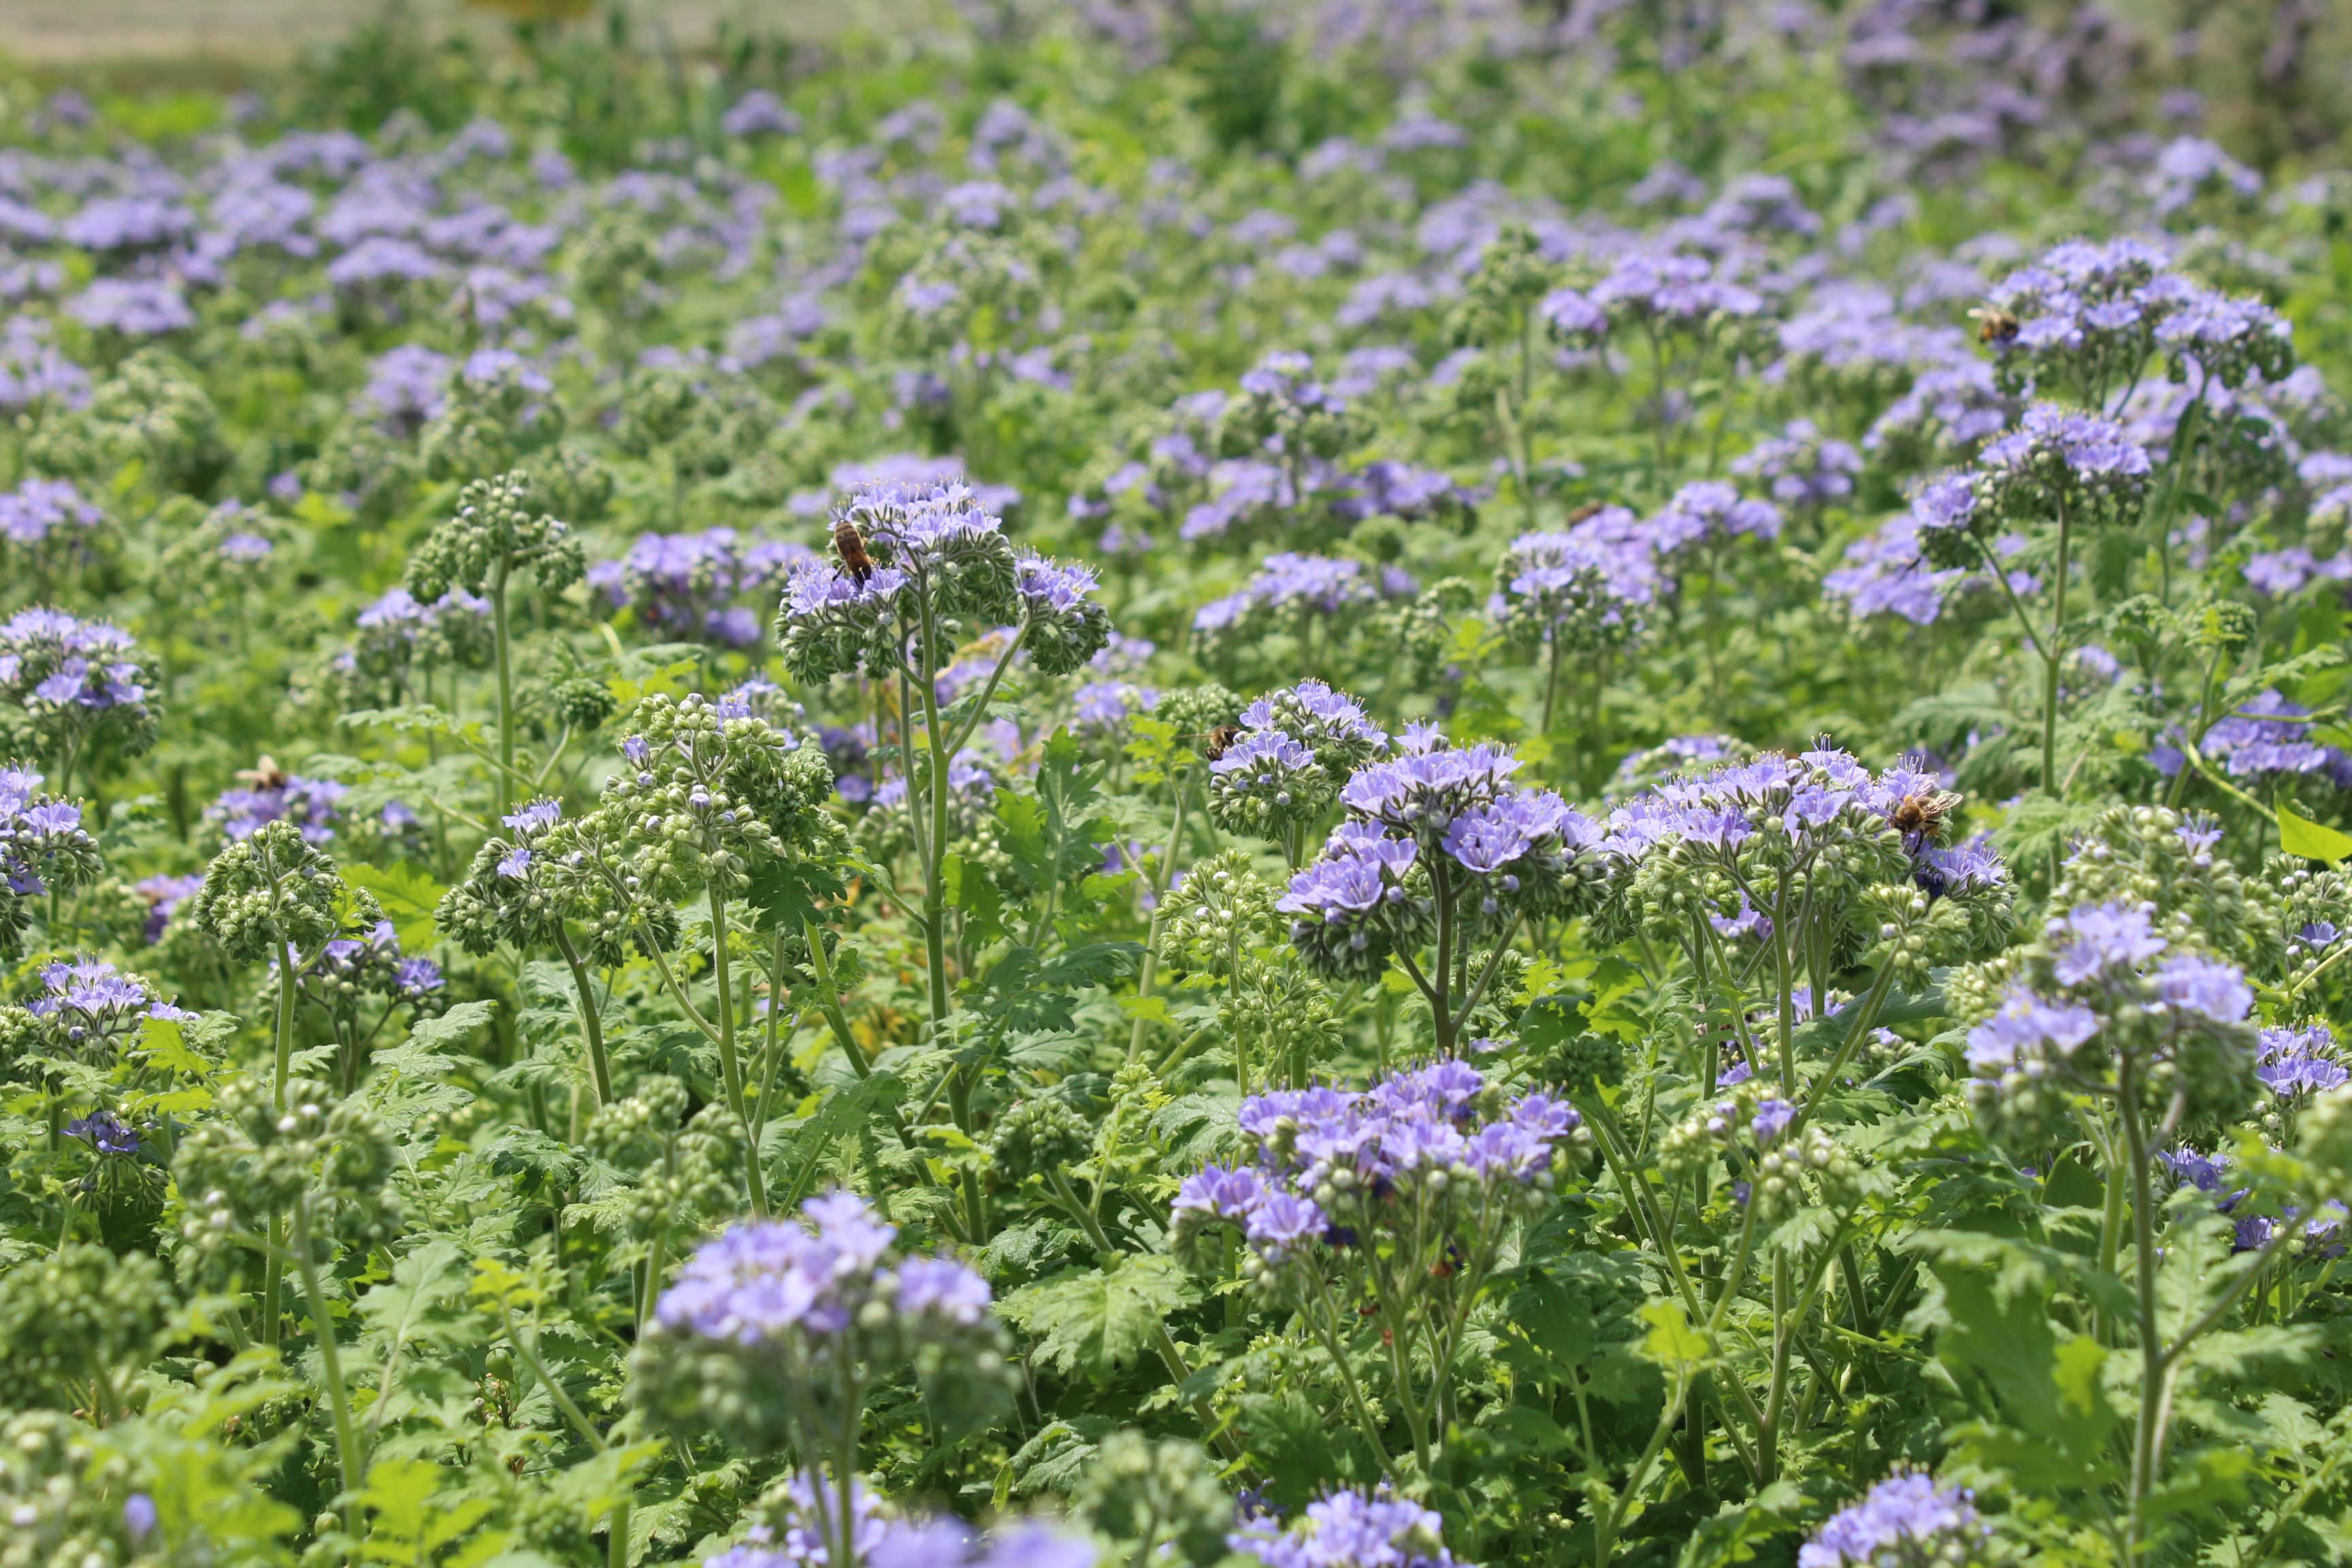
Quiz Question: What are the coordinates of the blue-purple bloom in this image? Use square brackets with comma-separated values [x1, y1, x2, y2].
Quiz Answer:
[1799, 1473, 1980, 1568]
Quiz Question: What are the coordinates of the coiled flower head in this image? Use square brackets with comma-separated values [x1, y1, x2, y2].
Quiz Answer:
[404, 469, 584, 602]
[187, 818, 342, 962]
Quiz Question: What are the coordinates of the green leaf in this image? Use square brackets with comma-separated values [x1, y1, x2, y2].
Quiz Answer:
[134, 1012, 210, 1077]
[1517, 988, 1594, 1051]
[2278, 802, 2352, 864]
[1921, 1246, 2119, 1488]
[340, 860, 448, 953]
[1635, 1301, 1710, 1370]
[396, 1000, 496, 1068]
[940, 852, 1005, 948]
[999, 1255, 1194, 1379]
[745, 857, 846, 934]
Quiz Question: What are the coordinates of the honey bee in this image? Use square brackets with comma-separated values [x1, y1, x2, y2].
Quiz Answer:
[1566, 500, 1605, 524]
[1203, 724, 1243, 762]
[831, 517, 875, 586]
[234, 755, 291, 790]
[1970, 306, 2019, 346]
[1886, 787, 1962, 843]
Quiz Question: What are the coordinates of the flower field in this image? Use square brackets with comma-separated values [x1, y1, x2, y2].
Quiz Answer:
[1, 4, 2351, 1565]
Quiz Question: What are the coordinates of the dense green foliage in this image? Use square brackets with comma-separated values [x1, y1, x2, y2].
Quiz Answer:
[0, 4, 2351, 1566]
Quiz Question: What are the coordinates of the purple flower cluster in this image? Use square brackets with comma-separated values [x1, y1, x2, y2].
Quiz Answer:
[2154, 691, 2352, 787]
[308, 917, 444, 1001]
[1175, 1061, 1577, 1265]
[1230, 1488, 1459, 1568]
[589, 529, 815, 647]
[1635, 480, 1782, 559]
[655, 1190, 992, 1347]
[0, 610, 153, 745]
[0, 478, 101, 551]
[1603, 748, 2004, 900]
[67, 278, 194, 337]
[1729, 419, 1861, 510]
[24, 954, 193, 1057]
[1965, 903, 2253, 1099]
[706, 1474, 1093, 1568]
[2257, 1024, 2350, 1100]
[779, 480, 1022, 685]
[1282, 730, 1610, 977]
[205, 766, 347, 845]
[1491, 529, 1653, 651]
[1590, 250, 1762, 327]
[0, 764, 97, 902]
[1237, 681, 1392, 773]
[133, 871, 203, 943]
[1193, 554, 1405, 644]
[1012, 553, 1112, 675]
[1798, 1473, 1981, 1568]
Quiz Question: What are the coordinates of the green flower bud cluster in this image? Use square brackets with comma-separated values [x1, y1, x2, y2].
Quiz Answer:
[1750, 1126, 1863, 1221]
[419, 361, 566, 483]
[616, 367, 776, 485]
[152, 499, 287, 601]
[0, 1411, 178, 1568]
[26, 349, 226, 494]
[600, 694, 844, 905]
[1660, 1088, 1764, 1180]
[1160, 851, 1279, 977]
[1220, 963, 1348, 1086]
[611, 1102, 747, 1243]
[1385, 577, 1483, 689]
[612, 366, 700, 457]
[523, 442, 614, 525]
[2298, 1086, 2352, 1192]
[404, 471, 585, 604]
[301, 416, 418, 528]
[544, 672, 618, 736]
[881, 229, 1052, 359]
[2051, 805, 2278, 971]
[1213, 351, 1364, 471]
[172, 1077, 401, 1259]
[572, 210, 666, 322]
[1071, 1430, 1233, 1568]
[0, 1244, 176, 1416]
[2274, 855, 2352, 983]
[1858, 879, 2008, 982]
[1149, 683, 1244, 742]
[187, 820, 340, 964]
[987, 1097, 1093, 1186]
[1448, 225, 1561, 350]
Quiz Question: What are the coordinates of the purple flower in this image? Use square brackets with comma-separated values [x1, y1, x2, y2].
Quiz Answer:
[1231, 1487, 1456, 1568]
[1965, 987, 2100, 1071]
[1245, 1192, 1330, 1261]
[1799, 1473, 1980, 1568]
[68, 279, 194, 337]
[1174, 1164, 1265, 1221]
[2257, 1024, 2349, 1099]
[2152, 953, 2251, 1024]
[2050, 903, 2167, 985]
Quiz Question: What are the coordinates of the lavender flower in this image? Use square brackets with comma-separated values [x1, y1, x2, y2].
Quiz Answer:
[1230, 1489, 1459, 1568]
[1798, 1473, 1982, 1568]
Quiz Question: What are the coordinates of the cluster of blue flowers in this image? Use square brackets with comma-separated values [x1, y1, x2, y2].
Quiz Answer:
[1172, 1061, 1578, 1273]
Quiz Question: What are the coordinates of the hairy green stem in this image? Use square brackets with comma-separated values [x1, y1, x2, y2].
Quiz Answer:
[291, 1195, 365, 1537]
[706, 887, 766, 1215]
[552, 928, 613, 1109]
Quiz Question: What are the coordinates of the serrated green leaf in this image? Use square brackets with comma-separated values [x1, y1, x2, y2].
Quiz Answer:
[340, 859, 448, 953]
[999, 1255, 1194, 1379]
